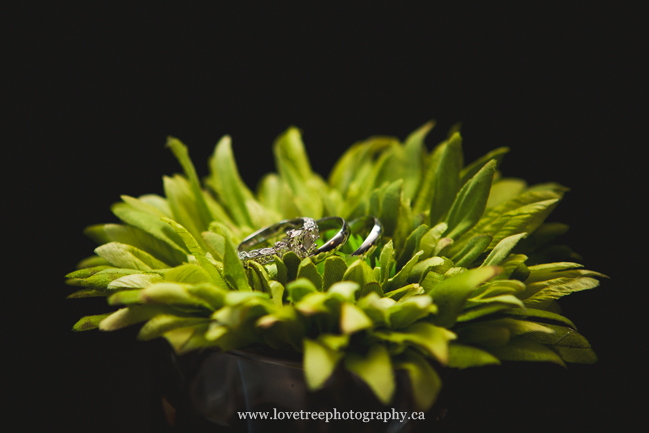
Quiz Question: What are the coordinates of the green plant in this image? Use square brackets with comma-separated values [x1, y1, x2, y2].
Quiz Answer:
[66, 122, 604, 411]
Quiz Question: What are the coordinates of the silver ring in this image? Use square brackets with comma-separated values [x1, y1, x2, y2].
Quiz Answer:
[237, 217, 350, 265]
[310, 216, 351, 262]
[348, 216, 383, 257]
[238, 217, 319, 265]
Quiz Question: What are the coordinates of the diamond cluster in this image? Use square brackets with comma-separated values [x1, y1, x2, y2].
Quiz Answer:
[238, 218, 320, 265]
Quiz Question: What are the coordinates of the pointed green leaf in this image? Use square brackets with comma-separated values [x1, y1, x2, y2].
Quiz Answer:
[163, 174, 211, 248]
[95, 242, 169, 270]
[111, 201, 188, 255]
[394, 349, 442, 411]
[383, 251, 423, 293]
[340, 302, 373, 334]
[287, 278, 319, 303]
[323, 255, 348, 291]
[451, 234, 492, 267]
[481, 232, 527, 267]
[166, 264, 213, 284]
[297, 258, 323, 290]
[445, 160, 496, 240]
[107, 273, 163, 290]
[388, 295, 436, 329]
[304, 339, 343, 391]
[166, 136, 214, 229]
[428, 266, 501, 327]
[344, 344, 395, 405]
[138, 315, 210, 341]
[72, 313, 111, 331]
[207, 135, 255, 227]
[342, 259, 375, 289]
[447, 343, 501, 369]
[211, 225, 251, 291]
[522, 277, 601, 308]
[488, 338, 566, 367]
[428, 133, 463, 225]
[396, 224, 429, 270]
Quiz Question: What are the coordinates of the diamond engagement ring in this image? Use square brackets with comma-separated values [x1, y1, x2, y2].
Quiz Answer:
[237, 217, 350, 265]
[237, 217, 320, 265]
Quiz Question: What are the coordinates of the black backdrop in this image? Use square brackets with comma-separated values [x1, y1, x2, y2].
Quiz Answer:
[4, 2, 645, 432]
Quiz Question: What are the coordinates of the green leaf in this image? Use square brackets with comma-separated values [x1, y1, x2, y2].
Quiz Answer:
[166, 136, 214, 230]
[67, 289, 107, 299]
[163, 174, 211, 249]
[282, 251, 301, 282]
[202, 231, 225, 262]
[396, 224, 429, 270]
[273, 127, 323, 218]
[447, 343, 501, 369]
[445, 159, 496, 240]
[400, 121, 434, 200]
[450, 234, 492, 268]
[99, 305, 176, 331]
[138, 315, 210, 341]
[414, 132, 461, 216]
[377, 321, 455, 364]
[76, 255, 111, 269]
[327, 281, 361, 303]
[340, 302, 373, 334]
[427, 132, 463, 225]
[521, 277, 601, 309]
[304, 339, 343, 391]
[344, 344, 395, 405]
[408, 257, 445, 284]
[499, 308, 577, 329]
[287, 278, 319, 303]
[85, 223, 186, 266]
[387, 295, 436, 330]
[72, 313, 110, 331]
[107, 273, 164, 290]
[95, 242, 169, 270]
[486, 178, 527, 209]
[357, 292, 394, 327]
[129, 282, 213, 310]
[488, 338, 566, 367]
[481, 232, 527, 267]
[163, 218, 226, 287]
[380, 179, 404, 237]
[342, 259, 375, 289]
[297, 258, 323, 291]
[66, 268, 143, 290]
[428, 266, 501, 327]
[207, 135, 255, 227]
[394, 349, 442, 411]
[323, 255, 348, 291]
[383, 251, 423, 293]
[111, 200, 188, 255]
[211, 225, 251, 291]
[378, 240, 395, 284]
[525, 262, 607, 284]
[166, 264, 214, 284]
[460, 147, 509, 186]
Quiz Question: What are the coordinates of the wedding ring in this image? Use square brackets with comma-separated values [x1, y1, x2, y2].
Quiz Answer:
[238, 217, 319, 265]
[237, 216, 350, 265]
[309, 216, 351, 262]
[348, 216, 383, 257]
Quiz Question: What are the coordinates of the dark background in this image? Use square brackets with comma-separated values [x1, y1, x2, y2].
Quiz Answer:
[4, 2, 645, 432]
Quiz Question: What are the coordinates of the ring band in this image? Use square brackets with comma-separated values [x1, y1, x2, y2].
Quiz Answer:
[310, 216, 351, 262]
[238, 217, 319, 265]
[348, 216, 383, 257]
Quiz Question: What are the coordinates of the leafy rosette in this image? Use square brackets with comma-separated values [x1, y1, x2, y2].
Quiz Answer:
[66, 123, 605, 411]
